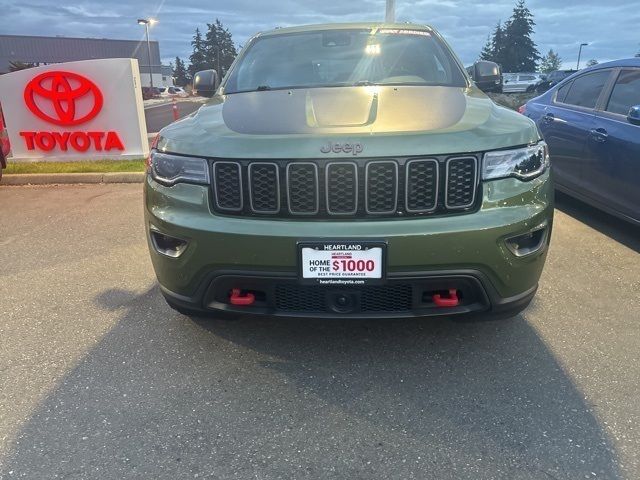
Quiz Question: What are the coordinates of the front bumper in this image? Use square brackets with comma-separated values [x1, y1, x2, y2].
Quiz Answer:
[144, 171, 553, 318]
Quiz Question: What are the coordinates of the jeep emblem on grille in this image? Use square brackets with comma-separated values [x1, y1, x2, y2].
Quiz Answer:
[320, 141, 363, 156]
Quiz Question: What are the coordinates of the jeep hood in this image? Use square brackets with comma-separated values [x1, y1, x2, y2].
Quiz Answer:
[157, 86, 539, 158]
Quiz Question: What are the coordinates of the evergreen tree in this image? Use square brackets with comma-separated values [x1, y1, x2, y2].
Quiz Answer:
[173, 57, 190, 86]
[188, 28, 209, 77]
[478, 22, 507, 69]
[479, 35, 494, 61]
[585, 59, 599, 67]
[539, 49, 562, 73]
[492, 21, 507, 67]
[204, 19, 238, 76]
[502, 0, 540, 72]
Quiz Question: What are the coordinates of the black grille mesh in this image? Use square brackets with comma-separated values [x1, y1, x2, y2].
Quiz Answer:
[446, 157, 477, 208]
[274, 284, 413, 313]
[326, 163, 357, 214]
[275, 285, 326, 312]
[213, 163, 242, 211]
[249, 164, 279, 213]
[360, 285, 412, 312]
[366, 162, 397, 213]
[406, 160, 438, 212]
[287, 163, 318, 214]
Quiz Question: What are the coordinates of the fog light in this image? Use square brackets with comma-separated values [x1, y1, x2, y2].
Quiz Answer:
[505, 223, 549, 257]
[150, 227, 188, 258]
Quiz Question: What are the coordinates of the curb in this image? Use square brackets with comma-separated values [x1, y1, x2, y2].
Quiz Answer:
[1, 172, 145, 185]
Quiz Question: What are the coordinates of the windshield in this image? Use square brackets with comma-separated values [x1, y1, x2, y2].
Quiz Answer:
[224, 28, 467, 94]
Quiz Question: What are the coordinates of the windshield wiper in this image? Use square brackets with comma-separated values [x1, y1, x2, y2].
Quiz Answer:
[256, 85, 271, 91]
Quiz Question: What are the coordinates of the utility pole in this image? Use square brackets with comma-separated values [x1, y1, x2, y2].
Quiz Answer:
[385, 0, 396, 23]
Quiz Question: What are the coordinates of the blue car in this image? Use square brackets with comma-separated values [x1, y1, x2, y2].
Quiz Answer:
[522, 58, 640, 225]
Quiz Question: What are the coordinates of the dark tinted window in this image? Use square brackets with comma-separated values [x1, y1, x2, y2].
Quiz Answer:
[555, 81, 572, 103]
[606, 69, 640, 116]
[562, 70, 611, 109]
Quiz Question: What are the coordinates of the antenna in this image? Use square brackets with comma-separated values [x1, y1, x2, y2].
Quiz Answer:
[385, 0, 396, 23]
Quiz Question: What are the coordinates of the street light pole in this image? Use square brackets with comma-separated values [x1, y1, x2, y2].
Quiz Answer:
[385, 0, 396, 23]
[138, 19, 157, 89]
[576, 43, 588, 70]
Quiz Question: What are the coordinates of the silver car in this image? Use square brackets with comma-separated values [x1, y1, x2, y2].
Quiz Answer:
[502, 73, 544, 93]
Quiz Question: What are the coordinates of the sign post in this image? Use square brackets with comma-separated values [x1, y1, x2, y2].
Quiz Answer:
[0, 58, 149, 162]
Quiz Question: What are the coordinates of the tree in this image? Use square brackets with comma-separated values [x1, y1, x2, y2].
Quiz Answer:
[585, 59, 599, 67]
[501, 0, 540, 72]
[188, 28, 209, 77]
[173, 57, 190, 86]
[479, 22, 507, 67]
[539, 49, 562, 73]
[204, 19, 238, 76]
[479, 35, 494, 61]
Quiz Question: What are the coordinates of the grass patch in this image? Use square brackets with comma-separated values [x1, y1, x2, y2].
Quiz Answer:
[6, 159, 146, 174]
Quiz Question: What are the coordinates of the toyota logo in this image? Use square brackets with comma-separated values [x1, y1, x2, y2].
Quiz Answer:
[23, 71, 103, 127]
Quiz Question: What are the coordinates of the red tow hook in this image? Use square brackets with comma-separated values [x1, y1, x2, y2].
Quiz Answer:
[229, 288, 255, 306]
[433, 289, 460, 308]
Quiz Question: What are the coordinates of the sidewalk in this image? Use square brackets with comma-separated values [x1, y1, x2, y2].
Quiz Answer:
[1, 172, 145, 185]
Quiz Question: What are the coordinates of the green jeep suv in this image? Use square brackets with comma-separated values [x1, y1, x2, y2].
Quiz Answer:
[144, 23, 553, 319]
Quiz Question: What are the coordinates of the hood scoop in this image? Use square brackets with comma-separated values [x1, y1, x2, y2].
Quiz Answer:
[305, 89, 377, 128]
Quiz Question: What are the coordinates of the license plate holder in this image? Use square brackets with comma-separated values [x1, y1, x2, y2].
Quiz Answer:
[298, 241, 386, 285]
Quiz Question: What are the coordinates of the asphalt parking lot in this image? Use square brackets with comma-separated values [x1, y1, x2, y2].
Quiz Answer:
[145, 101, 203, 133]
[0, 184, 639, 479]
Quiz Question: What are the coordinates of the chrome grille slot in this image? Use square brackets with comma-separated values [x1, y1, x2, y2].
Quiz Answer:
[405, 159, 438, 213]
[287, 163, 319, 215]
[326, 162, 358, 215]
[446, 157, 478, 209]
[212, 161, 242, 211]
[248, 163, 280, 213]
[366, 161, 398, 214]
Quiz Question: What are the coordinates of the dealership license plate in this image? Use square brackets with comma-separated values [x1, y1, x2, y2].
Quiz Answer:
[298, 242, 385, 285]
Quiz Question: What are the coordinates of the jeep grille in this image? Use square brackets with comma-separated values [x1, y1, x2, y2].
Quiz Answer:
[210, 156, 479, 218]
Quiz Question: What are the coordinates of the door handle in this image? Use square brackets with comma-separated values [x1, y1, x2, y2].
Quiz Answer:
[542, 113, 555, 123]
[590, 128, 608, 143]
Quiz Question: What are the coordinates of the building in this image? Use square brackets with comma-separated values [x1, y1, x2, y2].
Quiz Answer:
[0, 34, 173, 87]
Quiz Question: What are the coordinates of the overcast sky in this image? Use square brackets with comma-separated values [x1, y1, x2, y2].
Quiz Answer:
[1, 0, 639, 70]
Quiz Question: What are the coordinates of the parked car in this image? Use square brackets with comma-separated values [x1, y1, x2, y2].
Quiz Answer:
[522, 58, 640, 225]
[158, 86, 189, 97]
[502, 73, 545, 93]
[141, 86, 157, 100]
[535, 69, 577, 92]
[145, 22, 552, 320]
[466, 61, 502, 93]
[0, 105, 9, 180]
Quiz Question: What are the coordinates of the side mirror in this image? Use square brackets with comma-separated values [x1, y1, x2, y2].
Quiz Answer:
[473, 60, 501, 84]
[628, 105, 640, 125]
[193, 69, 220, 98]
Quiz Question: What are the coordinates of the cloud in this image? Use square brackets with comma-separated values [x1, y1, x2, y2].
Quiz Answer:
[1, 0, 638, 67]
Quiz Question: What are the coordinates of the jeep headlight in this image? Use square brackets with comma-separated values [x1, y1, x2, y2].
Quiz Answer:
[482, 141, 549, 181]
[149, 151, 210, 186]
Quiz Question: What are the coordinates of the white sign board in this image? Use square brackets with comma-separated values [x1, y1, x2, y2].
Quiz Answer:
[0, 58, 149, 161]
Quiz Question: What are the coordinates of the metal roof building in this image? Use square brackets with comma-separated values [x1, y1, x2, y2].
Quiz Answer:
[0, 34, 169, 86]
